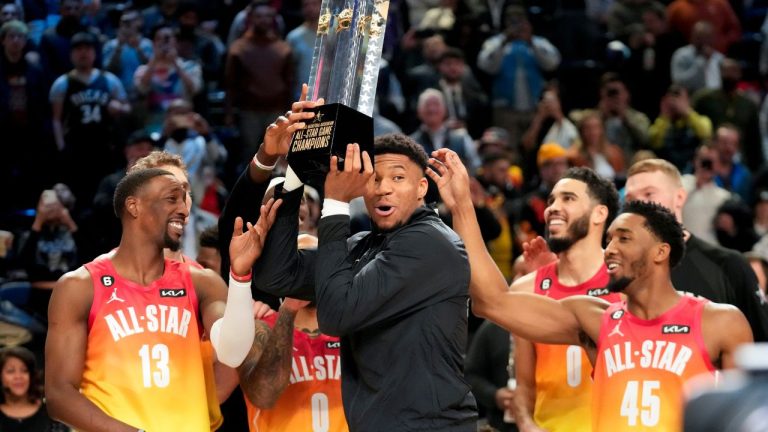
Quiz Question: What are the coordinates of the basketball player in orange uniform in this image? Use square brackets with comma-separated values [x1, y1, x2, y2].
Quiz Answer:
[508, 168, 622, 432]
[428, 149, 753, 432]
[45, 167, 283, 431]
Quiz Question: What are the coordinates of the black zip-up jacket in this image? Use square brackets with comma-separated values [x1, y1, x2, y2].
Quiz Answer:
[253, 187, 478, 431]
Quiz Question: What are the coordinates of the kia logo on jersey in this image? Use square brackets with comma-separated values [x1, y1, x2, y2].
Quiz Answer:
[326, 341, 340, 349]
[541, 278, 552, 290]
[587, 288, 610, 297]
[101, 275, 114, 287]
[160, 289, 187, 297]
[662, 324, 690, 334]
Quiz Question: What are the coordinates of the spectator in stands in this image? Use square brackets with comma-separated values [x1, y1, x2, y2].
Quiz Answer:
[286, 0, 319, 100]
[681, 143, 732, 244]
[754, 189, 768, 237]
[134, 23, 202, 135]
[19, 185, 82, 322]
[477, 7, 560, 151]
[410, 88, 480, 170]
[224, 0, 293, 160]
[0, 20, 52, 213]
[102, 10, 152, 100]
[50, 31, 131, 207]
[711, 124, 753, 202]
[176, 0, 221, 85]
[567, 112, 626, 181]
[0, 3, 21, 26]
[666, 0, 741, 54]
[625, 3, 687, 118]
[693, 59, 763, 171]
[39, 0, 98, 80]
[404, 34, 448, 113]
[141, 0, 181, 35]
[607, 0, 665, 41]
[671, 20, 723, 94]
[570, 73, 649, 162]
[649, 84, 712, 170]
[160, 98, 227, 206]
[521, 85, 578, 153]
[0, 346, 65, 431]
[435, 47, 489, 138]
[714, 199, 759, 252]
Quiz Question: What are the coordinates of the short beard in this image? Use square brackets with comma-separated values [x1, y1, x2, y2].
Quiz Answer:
[164, 232, 181, 252]
[546, 213, 590, 254]
[607, 276, 633, 293]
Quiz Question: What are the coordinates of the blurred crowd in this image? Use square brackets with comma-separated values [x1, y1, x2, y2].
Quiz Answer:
[1, 0, 768, 429]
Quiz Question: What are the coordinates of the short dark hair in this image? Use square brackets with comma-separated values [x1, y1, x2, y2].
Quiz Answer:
[199, 226, 219, 248]
[126, 130, 156, 147]
[0, 346, 42, 403]
[151, 22, 176, 40]
[114, 168, 173, 218]
[562, 167, 620, 228]
[621, 200, 685, 267]
[374, 134, 428, 171]
[600, 72, 625, 89]
[439, 47, 465, 63]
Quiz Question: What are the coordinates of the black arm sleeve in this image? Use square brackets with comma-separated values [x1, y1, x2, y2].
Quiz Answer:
[315, 216, 469, 336]
[250, 187, 316, 300]
[723, 253, 768, 342]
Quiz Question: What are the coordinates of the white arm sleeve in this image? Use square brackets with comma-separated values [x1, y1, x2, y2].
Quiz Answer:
[209, 276, 256, 367]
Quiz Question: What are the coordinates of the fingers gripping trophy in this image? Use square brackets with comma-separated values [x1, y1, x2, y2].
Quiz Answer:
[288, 0, 391, 187]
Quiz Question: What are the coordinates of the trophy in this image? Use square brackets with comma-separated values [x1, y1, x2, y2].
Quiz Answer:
[288, 0, 391, 186]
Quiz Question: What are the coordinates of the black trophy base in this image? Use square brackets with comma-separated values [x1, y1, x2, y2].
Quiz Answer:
[287, 103, 374, 188]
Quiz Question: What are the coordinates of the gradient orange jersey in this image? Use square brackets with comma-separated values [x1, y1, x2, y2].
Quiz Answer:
[593, 297, 715, 432]
[532, 262, 620, 431]
[81, 257, 210, 431]
[245, 313, 347, 432]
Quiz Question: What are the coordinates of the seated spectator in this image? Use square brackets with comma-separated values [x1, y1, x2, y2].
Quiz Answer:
[409, 88, 480, 170]
[607, 0, 666, 41]
[693, 59, 763, 171]
[477, 7, 560, 151]
[681, 143, 732, 244]
[102, 10, 152, 100]
[0, 346, 66, 431]
[666, 0, 741, 54]
[39, 0, 100, 81]
[18, 185, 81, 322]
[570, 73, 650, 162]
[134, 23, 203, 135]
[712, 124, 753, 202]
[649, 84, 712, 170]
[404, 34, 448, 116]
[521, 85, 578, 179]
[435, 47, 489, 138]
[567, 113, 626, 181]
[671, 20, 723, 95]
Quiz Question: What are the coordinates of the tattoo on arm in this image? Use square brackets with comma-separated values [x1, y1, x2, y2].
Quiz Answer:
[238, 311, 297, 408]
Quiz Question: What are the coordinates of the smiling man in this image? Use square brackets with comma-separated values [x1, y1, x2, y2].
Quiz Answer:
[252, 134, 478, 431]
[429, 149, 753, 432]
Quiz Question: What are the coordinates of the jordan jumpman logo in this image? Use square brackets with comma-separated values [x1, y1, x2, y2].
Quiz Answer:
[609, 320, 624, 338]
[107, 287, 125, 304]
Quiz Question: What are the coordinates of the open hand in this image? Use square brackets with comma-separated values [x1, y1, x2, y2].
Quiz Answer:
[522, 236, 557, 273]
[426, 149, 472, 211]
[229, 198, 282, 276]
[253, 301, 275, 319]
[261, 84, 325, 161]
[324, 143, 374, 203]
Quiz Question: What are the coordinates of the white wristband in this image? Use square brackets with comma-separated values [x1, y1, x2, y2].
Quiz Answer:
[321, 198, 350, 218]
[283, 165, 304, 192]
[253, 152, 277, 171]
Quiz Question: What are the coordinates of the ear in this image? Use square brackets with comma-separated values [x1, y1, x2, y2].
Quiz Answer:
[125, 196, 139, 219]
[417, 176, 428, 201]
[591, 204, 608, 226]
[653, 242, 671, 265]
[674, 187, 687, 213]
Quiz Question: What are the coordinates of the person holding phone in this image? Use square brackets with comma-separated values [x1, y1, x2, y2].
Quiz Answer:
[681, 144, 732, 244]
[103, 10, 152, 99]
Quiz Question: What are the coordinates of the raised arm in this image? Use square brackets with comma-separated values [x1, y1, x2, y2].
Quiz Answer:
[45, 269, 138, 431]
[427, 149, 587, 345]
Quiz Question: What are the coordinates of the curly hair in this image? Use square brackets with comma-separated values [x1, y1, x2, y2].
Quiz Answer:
[621, 200, 685, 267]
[562, 167, 620, 228]
[0, 346, 43, 403]
[374, 133, 428, 171]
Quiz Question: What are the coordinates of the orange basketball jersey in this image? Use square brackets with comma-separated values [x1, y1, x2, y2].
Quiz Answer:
[592, 297, 715, 432]
[245, 313, 347, 432]
[81, 258, 210, 431]
[532, 262, 620, 432]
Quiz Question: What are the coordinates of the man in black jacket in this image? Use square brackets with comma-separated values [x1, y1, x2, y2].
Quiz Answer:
[625, 158, 768, 342]
[252, 123, 478, 430]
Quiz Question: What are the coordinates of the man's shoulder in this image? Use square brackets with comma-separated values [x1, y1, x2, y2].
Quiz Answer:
[687, 235, 748, 268]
